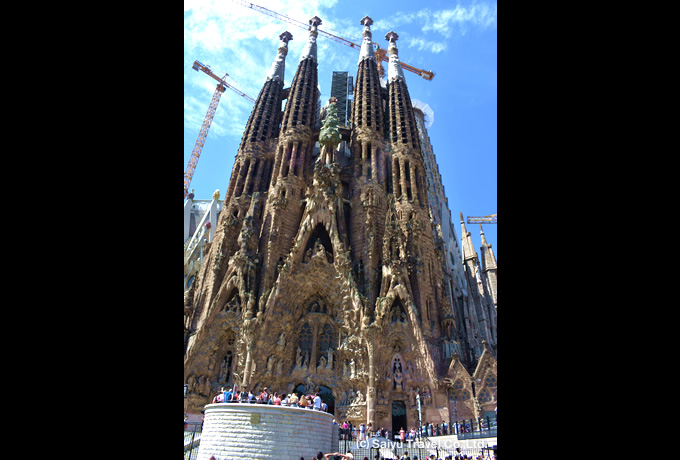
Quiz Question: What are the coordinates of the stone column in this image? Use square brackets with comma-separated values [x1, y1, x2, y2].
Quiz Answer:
[242, 341, 255, 388]
[365, 336, 376, 427]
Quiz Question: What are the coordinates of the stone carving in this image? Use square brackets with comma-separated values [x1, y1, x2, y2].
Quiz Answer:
[392, 356, 404, 390]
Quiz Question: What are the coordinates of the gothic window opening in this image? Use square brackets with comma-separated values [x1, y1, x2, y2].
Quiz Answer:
[405, 160, 412, 201]
[394, 159, 402, 198]
[308, 301, 328, 314]
[390, 297, 408, 324]
[317, 323, 335, 369]
[385, 156, 392, 194]
[219, 351, 233, 385]
[366, 142, 372, 179]
[414, 166, 421, 202]
[478, 388, 492, 403]
[297, 323, 313, 368]
[247, 159, 259, 195]
[450, 379, 471, 402]
[302, 223, 334, 263]
[295, 302, 336, 372]
[222, 288, 241, 313]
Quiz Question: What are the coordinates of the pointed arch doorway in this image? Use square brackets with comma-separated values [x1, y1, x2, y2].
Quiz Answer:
[392, 400, 407, 440]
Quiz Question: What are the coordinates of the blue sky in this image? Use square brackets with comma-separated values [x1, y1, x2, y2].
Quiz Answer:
[184, 0, 497, 260]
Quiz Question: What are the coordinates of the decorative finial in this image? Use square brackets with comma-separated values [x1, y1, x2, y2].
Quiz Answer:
[360, 16, 373, 27]
[279, 31, 293, 43]
[309, 16, 322, 28]
[460, 212, 465, 223]
[385, 31, 399, 43]
[212, 189, 220, 200]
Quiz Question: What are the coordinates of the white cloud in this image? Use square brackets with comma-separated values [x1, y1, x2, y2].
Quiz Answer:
[374, 2, 497, 41]
[421, 3, 497, 37]
[406, 37, 447, 54]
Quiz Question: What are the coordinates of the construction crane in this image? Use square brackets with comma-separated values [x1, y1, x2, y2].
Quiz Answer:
[467, 214, 497, 224]
[232, 0, 435, 81]
[184, 61, 256, 199]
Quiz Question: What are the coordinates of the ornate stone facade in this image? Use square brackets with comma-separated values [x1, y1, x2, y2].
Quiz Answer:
[184, 16, 497, 434]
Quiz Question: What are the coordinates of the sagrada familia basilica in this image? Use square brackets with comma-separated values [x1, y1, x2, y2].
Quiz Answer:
[184, 15, 497, 434]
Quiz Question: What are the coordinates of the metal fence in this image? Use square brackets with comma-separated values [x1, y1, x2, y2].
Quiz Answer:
[452, 417, 497, 440]
[184, 422, 202, 460]
[184, 420, 496, 459]
[338, 438, 496, 459]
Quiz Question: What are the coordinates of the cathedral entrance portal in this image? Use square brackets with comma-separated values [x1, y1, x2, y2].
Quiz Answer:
[391, 400, 407, 440]
[318, 385, 334, 415]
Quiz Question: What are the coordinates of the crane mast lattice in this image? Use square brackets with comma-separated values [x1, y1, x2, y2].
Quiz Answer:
[184, 61, 256, 199]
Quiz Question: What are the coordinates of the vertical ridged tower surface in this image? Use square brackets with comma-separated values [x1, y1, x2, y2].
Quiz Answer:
[258, 17, 322, 304]
[348, 16, 389, 311]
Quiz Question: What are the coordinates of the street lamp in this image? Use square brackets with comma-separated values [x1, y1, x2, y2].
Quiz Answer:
[415, 392, 422, 438]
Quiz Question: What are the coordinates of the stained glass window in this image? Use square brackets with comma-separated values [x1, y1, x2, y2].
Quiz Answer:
[298, 323, 313, 353]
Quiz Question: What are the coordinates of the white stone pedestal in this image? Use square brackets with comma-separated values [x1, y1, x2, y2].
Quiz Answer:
[197, 403, 335, 460]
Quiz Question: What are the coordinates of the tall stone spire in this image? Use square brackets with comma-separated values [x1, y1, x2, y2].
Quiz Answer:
[351, 15, 384, 137]
[385, 31, 419, 152]
[479, 224, 497, 308]
[258, 17, 322, 306]
[265, 31, 293, 82]
[299, 16, 321, 62]
[385, 31, 406, 83]
[349, 14, 387, 312]
[459, 212, 477, 263]
[358, 16, 376, 65]
[235, 31, 292, 156]
[280, 16, 321, 134]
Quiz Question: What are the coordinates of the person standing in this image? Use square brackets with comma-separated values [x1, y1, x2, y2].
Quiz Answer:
[359, 422, 366, 441]
[313, 392, 322, 410]
[400, 427, 406, 442]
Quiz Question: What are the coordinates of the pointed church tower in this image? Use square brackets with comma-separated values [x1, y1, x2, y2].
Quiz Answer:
[383, 31, 443, 339]
[348, 16, 388, 311]
[479, 224, 497, 309]
[258, 17, 322, 307]
[459, 213, 494, 362]
[184, 33, 292, 358]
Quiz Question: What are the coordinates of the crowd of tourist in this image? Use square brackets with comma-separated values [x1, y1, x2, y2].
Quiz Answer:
[210, 385, 329, 411]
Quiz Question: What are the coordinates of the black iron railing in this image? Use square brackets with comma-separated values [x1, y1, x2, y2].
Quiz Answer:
[451, 416, 497, 440]
[184, 423, 203, 460]
[338, 437, 494, 459]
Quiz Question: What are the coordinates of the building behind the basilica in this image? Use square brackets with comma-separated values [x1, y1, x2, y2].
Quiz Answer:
[183, 15, 497, 436]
